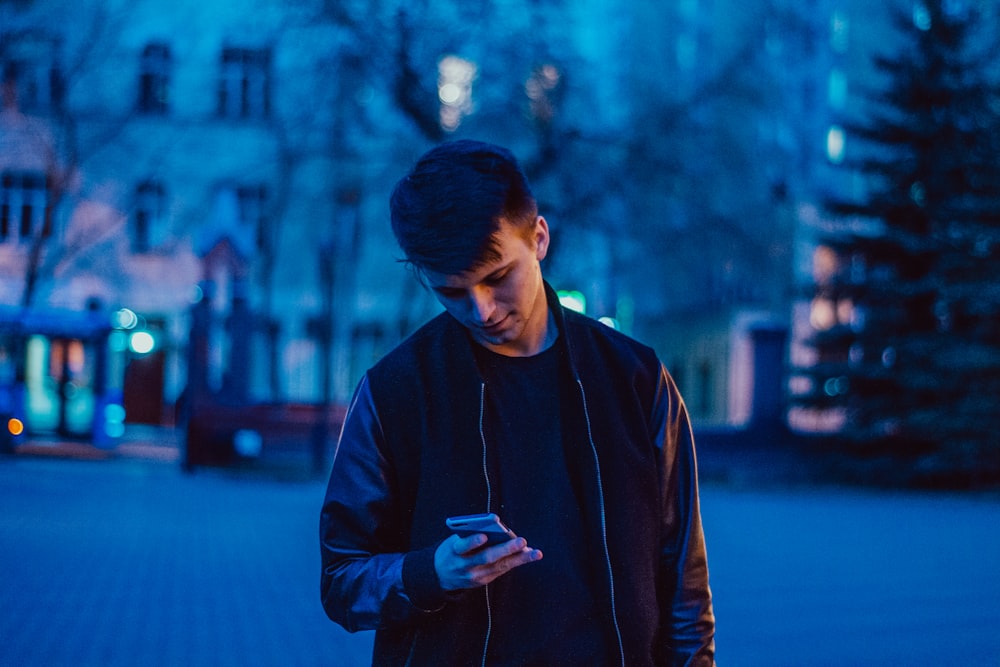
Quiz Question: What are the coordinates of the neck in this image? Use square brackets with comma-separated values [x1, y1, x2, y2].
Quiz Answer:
[518, 304, 559, 357]
[539, 308, 559, 352]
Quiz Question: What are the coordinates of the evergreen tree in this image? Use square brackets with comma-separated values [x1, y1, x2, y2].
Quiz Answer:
[801, 1, 1000, 484]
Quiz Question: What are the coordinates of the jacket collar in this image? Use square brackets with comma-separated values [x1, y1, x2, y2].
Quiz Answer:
[441, 279, 585, 382]
[543, 280, 583, 381]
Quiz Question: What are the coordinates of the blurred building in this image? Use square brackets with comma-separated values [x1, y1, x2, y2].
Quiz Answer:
[1, 0, 941, 443]
[1, 1, 381, 440]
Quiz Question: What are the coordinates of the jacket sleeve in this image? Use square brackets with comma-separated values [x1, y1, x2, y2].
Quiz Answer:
[319, 374, 452, 632]
[652, 364, 716, 666]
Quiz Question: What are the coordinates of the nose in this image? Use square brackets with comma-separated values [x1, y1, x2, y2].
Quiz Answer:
[469, 286, 496, 324]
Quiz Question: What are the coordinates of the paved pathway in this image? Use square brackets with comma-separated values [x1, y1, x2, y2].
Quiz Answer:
[701, 483, 1000, 666]
[0, 452, 374, 666]
[2, 440, 998, 666]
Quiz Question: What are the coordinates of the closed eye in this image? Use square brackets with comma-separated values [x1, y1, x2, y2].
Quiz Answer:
[431, 264, 512, 299]
[483, 268, 511, 286]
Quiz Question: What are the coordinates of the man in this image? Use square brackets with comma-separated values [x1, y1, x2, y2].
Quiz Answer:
[320, 140, 715, 666]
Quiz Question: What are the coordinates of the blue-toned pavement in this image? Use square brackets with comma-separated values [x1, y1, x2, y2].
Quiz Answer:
[3, 429, 1000, 665]
[0, 434, 374, 667]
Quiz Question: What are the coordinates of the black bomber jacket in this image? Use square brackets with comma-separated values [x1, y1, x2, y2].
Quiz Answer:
[320, 283, 715, 666]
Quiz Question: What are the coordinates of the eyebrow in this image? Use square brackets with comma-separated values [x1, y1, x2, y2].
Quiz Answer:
[431, 261, 512, 294]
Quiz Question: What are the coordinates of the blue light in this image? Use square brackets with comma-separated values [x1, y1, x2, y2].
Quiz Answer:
[109, 330, 128, 352]
[104, 403, 126, 423]
[113, 308, 139, 330]
[129, 331, 156, 355]
[558, 290, 587, 314]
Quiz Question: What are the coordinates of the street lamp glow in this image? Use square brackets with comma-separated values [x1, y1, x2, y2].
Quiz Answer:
[438, 83, 462, 104]
[114, 308, 138, 330]
[129, 331, 156, 355]
[826, 125, 846, 164]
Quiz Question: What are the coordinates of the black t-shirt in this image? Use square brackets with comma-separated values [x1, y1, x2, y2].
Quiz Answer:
[472, 341, 611, 666]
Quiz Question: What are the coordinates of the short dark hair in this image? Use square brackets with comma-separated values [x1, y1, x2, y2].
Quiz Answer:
[389, 140, 537, 275]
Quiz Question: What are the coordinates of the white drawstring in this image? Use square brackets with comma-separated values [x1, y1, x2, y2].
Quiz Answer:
[577, 378, 626, 667]
[478, 382, 493, 667]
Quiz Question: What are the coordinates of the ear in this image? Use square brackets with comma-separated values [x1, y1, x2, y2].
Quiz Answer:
[533, 216, 550, 261]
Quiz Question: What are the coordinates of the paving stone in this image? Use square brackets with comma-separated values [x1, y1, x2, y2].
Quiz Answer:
[4, 432, 999, 665]
[0, 452, 374, 666]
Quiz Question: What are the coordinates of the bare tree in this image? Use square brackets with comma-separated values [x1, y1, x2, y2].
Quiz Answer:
[2, 2, 136, 308]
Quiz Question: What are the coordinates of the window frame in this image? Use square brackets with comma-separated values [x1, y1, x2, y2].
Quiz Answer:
[1, 51, 62, 113]
[0, 171, 52, 243]
[217, 47, 272, 120]
[137, 42, 172, 115]
[132, 179, 167, 253]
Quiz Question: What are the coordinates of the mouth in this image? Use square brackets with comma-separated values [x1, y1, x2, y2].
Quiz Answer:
[478, 314, 509, 333]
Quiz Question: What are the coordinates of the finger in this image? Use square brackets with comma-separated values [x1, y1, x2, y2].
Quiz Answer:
[453, 533, 489, 555]
[469, 545, 543, 586]
[437, 535, 494, 591]
[461, 536, 525, 567]
[481, 536, 529, 560]
[500, 544, 542, 566]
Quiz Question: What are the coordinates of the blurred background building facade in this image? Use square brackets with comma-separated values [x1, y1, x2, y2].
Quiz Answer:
[1, 1, 995, 460]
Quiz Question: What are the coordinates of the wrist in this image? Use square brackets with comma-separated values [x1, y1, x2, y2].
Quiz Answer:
[403, 541, 461, 611]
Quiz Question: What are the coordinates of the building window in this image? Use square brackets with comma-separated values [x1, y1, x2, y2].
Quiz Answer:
[0, 171, 51, 243]
[217, 47, 271, 119]
[236, 185, 268, 250]
[138, 43, 171, 114]
[2, 57, 61, 113]
[133, 180, 166, 253]
[203, 184, 268, 257]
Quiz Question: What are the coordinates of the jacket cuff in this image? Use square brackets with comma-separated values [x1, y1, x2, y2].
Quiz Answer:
[402, 542, 459, 612]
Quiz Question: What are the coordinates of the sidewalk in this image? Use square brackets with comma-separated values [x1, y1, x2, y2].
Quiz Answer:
[3, 436, 999, 665]
[0, 447, 374, 666]
[10, 424, 185, 464]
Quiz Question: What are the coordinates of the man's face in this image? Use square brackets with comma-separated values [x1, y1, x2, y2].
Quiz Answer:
[423, 217, 550, 357]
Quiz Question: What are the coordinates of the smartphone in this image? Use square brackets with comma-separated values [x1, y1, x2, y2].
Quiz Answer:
[445, 512, 516, 546]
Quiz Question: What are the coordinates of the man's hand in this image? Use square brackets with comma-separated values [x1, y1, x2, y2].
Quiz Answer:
[435, 533, 543, 591]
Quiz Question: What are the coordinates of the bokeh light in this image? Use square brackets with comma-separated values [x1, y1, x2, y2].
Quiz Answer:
[129, 331, 156, 355]
[113, 308, 139, 330]
[7, 418, 25, 436]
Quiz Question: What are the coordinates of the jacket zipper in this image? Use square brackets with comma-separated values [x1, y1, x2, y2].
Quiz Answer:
[576, 378, 626, 667]
[477, 378, 626, 667]
[410, 383, 492, 667]
[403, 633, 418, 666]
[478, 382, 493, 667]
